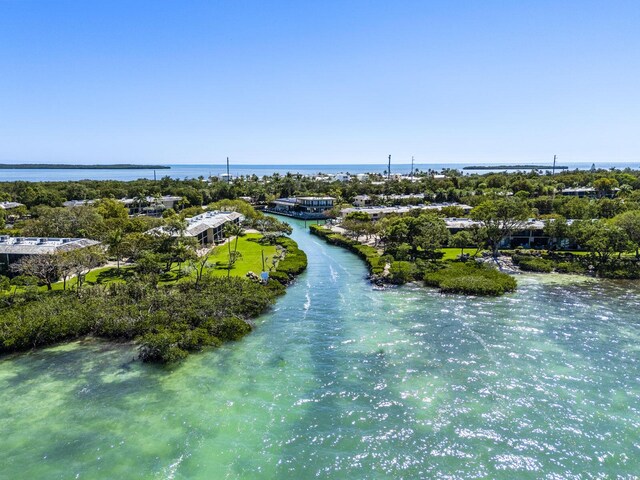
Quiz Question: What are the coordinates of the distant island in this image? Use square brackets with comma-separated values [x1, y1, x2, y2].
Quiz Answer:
[464, 165, 569, 170]
[0, 163, 170, 170]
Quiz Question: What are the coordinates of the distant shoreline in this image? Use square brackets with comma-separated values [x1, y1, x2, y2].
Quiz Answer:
[463, 165, 569, 170]
[0, 164, 171, 170]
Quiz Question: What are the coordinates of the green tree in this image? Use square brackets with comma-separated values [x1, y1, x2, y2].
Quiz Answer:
[95, 198, 129, 220]
[613, 210, 640, 257]
[470, 198, 532, 256]
[543, 215, 570, 249]
[569, 220, 630, 264]
[106, 228, 125, 270]
[223, 222, 244, 277]
[450, 231, 473, 256]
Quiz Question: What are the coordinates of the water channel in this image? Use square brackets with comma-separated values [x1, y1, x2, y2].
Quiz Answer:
[1, 218, 639, 478]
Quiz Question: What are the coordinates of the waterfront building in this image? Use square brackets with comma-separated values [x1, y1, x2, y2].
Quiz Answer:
[340, 203, 472, 221]
[146, 211, 243, 246]
[0, 236, 101, 273]
[443, 218, 576, 248]
[267, 196, 335, 219]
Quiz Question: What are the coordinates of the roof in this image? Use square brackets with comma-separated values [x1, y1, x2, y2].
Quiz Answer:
[0, 202, 25, 210]
[341, 203, 472, 216]
[147, 211, 243, 238]
[0, 236, 100, 255]
[296, 196, 335, 201]
[63, 199, 96, 207]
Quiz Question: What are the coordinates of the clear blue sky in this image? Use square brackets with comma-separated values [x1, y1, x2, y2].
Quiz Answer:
[1, 0, 638, 165]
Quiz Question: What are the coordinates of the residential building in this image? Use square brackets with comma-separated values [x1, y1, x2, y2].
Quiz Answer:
[443, 218, 577, 248]
[352, 193, 426, 207]
[63, 199, 96, 208]
[561, 187, 619, 199]
[147, 211, 243, 246]
[340, 203, 472, 221]
[267, 196, 335, 218]
[64, 196, 184, 215]
[0, 236, 101, 273]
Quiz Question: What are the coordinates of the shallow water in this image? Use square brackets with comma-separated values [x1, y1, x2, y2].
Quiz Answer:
[1, 220, 640, 479]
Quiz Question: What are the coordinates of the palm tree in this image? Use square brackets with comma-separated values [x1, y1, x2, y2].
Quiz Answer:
[133, 192, 147, 215]
[223, 222, 244, 278]
[107, 228, 124, 271]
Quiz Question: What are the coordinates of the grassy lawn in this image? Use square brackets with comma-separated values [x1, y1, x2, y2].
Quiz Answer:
[157, 233, 278, 282]
[205, 233, 278, 277]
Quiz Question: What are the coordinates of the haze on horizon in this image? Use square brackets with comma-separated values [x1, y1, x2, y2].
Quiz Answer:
[1, 1, 638, 166]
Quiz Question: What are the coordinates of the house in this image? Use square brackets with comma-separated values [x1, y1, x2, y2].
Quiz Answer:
[352, 193, 426, 207]
[334, 173, 351, 182]
[561, 187, 619, 199]
[63, 199, 96, 208]
[443, 218, 577, 248]
[340, 203, 472, 221]
[63, 196, 183, 215]
[119, 195, 183, 215]
[267, 196, 335, 218]
[147, 211, 244, 246]
[0, 236, 101, 274]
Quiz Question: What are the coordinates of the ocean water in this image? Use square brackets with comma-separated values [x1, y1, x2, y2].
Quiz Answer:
[0, 162, 639, 182]
[1, 219, 639, 478]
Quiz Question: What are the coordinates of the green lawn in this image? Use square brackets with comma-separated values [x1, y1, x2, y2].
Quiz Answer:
[158, 233, 278, 282]
[205, 233, 278, 277]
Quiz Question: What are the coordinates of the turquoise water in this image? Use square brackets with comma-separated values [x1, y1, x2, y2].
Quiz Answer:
[1, 219, 640, 479]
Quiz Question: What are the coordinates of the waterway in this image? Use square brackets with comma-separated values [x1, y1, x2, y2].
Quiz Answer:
[1, 219, 640, 479]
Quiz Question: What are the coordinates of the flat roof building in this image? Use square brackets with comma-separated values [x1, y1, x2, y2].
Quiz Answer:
[267, 196, 335, 219]
[340, 203, 472, 220]
[0, 236, 101, 273]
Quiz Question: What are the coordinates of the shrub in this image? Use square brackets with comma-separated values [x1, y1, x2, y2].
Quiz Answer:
[516, 257, 553, 273]
[424, 262, 517, 296]
[389, 261, 416, 284]
[554, 261, 587, 274]
[272, 236, 308, 283]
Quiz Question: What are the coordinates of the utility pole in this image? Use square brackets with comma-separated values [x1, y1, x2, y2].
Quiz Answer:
[226, 156, 230, 183]
[411, 156, 415, 180]
[552, 155, 557, 175]
[388, 154, 391, 180]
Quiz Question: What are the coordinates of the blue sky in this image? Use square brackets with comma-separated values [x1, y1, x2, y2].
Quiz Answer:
[0, 0, 638, 165]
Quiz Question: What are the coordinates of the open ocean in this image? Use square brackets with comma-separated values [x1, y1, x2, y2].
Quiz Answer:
[0, 162, 639, 182]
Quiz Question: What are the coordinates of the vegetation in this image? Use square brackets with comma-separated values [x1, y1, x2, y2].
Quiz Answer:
[0, 230, 306, 363]
[0, 196, 306, 363]
[512, 255, 554, 273]
[424, 262, 517, 296]
[0, 276, 280, 363]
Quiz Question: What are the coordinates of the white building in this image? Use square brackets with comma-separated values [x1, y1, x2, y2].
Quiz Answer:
[147, 211, 244, 246]
[341, 203, 472, 220]
[0, 236, 101, 273]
